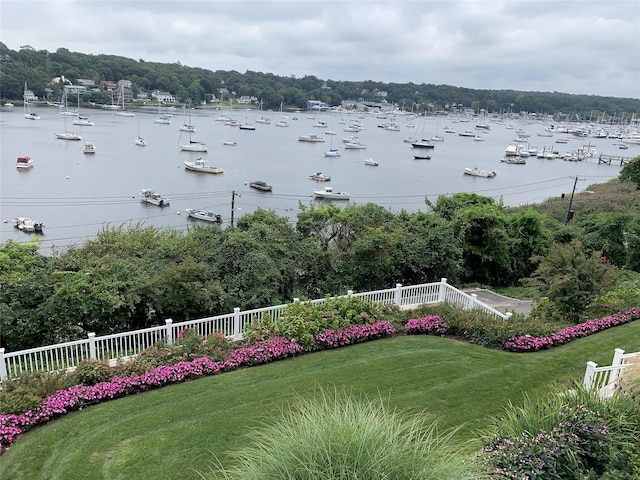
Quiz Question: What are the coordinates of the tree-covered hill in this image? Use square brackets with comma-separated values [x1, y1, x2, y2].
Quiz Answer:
[1, 42, 639, 117]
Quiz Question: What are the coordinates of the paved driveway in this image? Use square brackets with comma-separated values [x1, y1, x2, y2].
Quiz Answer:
[464, 288, 534, 316]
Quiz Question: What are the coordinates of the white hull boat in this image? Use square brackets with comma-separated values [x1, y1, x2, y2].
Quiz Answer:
[464, 167, 496, 178]
[16, 155, 33, 169]
[364, 158, 379, 166]
[83, 142, 96, 154]
[313, 186, 350, 201]
[140, 189, 170, 207]
[12, 217, 44, 232]
[185, 209, 222, 223]
[184, 158, 223, 174]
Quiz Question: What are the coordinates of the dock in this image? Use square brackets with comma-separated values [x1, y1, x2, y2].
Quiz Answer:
[598, 154, 632, 166]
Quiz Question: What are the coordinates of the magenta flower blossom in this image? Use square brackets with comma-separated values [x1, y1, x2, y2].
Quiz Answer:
[404, 315, 449, 335]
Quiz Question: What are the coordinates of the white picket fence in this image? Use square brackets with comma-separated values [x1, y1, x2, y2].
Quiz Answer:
[584, 348, 640, 398]
[0, 279, 511, 383]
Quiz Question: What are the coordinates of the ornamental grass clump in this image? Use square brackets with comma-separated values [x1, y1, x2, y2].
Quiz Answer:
[201, 389, 480, 480]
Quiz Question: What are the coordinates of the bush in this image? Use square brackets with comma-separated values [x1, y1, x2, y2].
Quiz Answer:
[0, 371, 76, 414]
[479, 384, 640, 479]
[73, 358, 113, 386]
[242, 296, 389, 350]
[201, 388, 479, 480]
[169, 328, 231, 363]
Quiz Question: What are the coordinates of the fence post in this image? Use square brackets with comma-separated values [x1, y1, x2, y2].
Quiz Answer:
[293, 298, 300, 303]
[0, 348, 7, 383]
[347, 290, 353, 297]
[395, 283, 402, 307]
[88, 332, 97, 360]
[584, 361, 598, 389]
[438, 278, 447, 303]
[504, 312, 513, 322]
[233, 307, 241, 339]
[165, 319, 174, 346]
[468, 293, 478, 310]
[612, 348, 625, 367]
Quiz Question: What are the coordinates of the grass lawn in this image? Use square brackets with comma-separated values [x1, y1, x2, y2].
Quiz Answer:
[0, 321, 638, 479]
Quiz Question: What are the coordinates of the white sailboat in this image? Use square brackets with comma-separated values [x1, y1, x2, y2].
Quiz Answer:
[58, 91, 78, 117]
[55, 112, 82, 141]
[154, 103, 171, 124]
[115, 85, 135, 117]
[72, 93, 94, 126]
[179, 104, 195, 131]
[23, 82, 40, 120]
[177, 107, 207, 151]
[135, 117, 147, 146]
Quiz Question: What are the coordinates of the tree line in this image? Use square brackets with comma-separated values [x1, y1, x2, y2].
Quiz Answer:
[2, 159, 639, 351]
[1, 43, 639, 118]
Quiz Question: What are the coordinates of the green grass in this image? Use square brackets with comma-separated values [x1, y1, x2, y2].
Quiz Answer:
[1, 321, 638, 479]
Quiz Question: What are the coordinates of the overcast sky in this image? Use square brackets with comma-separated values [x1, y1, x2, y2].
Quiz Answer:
[1, 0, 639, 99]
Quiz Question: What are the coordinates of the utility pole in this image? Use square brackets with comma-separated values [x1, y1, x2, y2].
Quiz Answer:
[230, 190, 236, 227]
[564, 176, 583, 225]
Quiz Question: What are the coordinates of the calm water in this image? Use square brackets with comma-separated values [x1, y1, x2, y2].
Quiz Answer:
[1, 105, 636, 254]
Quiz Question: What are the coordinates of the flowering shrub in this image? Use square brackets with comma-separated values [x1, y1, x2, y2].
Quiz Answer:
[504, 307, 640, 352]
[313, 320, 396, 349]
[479, 404, 611, 479]
[0, 337, 302, 454]
[404, 315, 449, 335]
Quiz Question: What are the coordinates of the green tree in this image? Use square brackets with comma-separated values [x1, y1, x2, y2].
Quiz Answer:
[619, 156, 640, 188]
[524, 240, 611, 322]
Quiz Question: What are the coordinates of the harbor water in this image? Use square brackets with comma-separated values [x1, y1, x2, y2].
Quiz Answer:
[1, 105, 636, 254]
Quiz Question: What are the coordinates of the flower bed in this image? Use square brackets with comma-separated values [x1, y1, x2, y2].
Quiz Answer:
[313, 320, 396, 349]
[404, 315, 449, 335]
[504, 307, 640, 352]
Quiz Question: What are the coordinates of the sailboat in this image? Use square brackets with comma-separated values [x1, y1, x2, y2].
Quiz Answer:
[23, 82, 40, 120]
[154, 103, 171, 124]
[115, 85, 135, 117]
[255, 99, 270, 124]
[239, 108, 255, 130]
[72, 93, 94, 126]
[177, 105, 207, 151]
[275, 102, 289, 127]
[58, 90, 78, 116]
[55, 110, 82, 141]
[135, 117, 147, 146]
[179, 104, 195, 131]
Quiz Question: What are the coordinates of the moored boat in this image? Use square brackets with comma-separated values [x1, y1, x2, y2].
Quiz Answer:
[184, 158, 223, 174]
[16, 155, 33, 169]
[364, 158, 379, 166]
[83, 141, 96, 154]
[250, 181, 273, 192]
[313, 186, 350, 201]
[140, 189, 170, 207]
[309, 172, 331, 182]
[135, 136, 148, 147]
[500, 156, 526, 164]
[411, 141, 435, 149]
[298, 133, 325, 142]
[414, 153, 431, 160]
[185, 208, 222, 223]
[324, 148, 341, 157]
[12, 217, 44, 233]
[463, 167, 496, 178]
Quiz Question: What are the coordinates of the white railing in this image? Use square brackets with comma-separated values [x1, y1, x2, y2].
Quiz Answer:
[584, 348, 640, 398]
[0, 278, 510, 382]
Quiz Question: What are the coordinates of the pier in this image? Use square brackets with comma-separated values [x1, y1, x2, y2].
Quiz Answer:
[598, 154, 632, 166]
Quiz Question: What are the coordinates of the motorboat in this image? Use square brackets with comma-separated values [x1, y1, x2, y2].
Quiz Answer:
[463, 167, 496, 178]
[16, 155, 33, 169]
[364, 158, 379, 166]
[12, 217, 44, 233]
[250, 181, 273, 192]
[504, 144, 522, 156]
[185, 208, 222, 223]
[184, 157, 223, 174]
[73, 116, 94, 126]
[344, 141, 366, 149]
[500, 156, 526, 164]
[140, 189, 170, 207]
[313, 186, 350, 201]
[275, 120, 289, 127]
[223, 141, 237, 146]
[83, 141, 96, 154]
[414, 153, 431, 160]
[324, 148, 341, 157]
[298, 134, 325, 142]
[309, 172, 331, 182]
[473, 135, 485, 141]
[458, 130, 475, 137]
